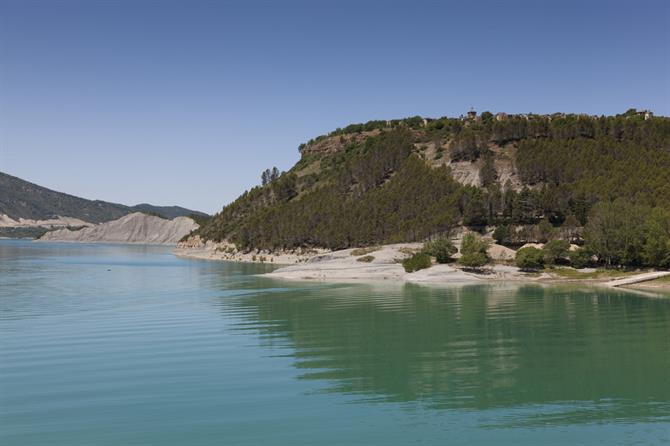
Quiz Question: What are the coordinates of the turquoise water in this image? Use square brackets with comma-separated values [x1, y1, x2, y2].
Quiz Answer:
[1, 240, 669, 445]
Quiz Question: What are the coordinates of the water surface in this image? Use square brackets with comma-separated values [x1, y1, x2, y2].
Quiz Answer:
[1, 240, 669, 445]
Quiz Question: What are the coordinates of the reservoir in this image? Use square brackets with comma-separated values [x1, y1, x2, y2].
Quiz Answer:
[1, 240, 669, 445]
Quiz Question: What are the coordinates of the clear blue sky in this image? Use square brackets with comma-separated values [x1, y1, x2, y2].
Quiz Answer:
[1, 0, 669, 214]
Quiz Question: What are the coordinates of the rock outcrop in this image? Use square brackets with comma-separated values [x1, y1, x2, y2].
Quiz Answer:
[39, 213, 198, 245]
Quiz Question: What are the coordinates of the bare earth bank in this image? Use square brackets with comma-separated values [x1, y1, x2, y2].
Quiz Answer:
[39, 213, 198, 245]
[174, 239, 670, 292]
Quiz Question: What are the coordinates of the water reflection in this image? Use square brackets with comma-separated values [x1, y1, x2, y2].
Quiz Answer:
[225, 280, 670, 425]
[3, 238, 669, 436]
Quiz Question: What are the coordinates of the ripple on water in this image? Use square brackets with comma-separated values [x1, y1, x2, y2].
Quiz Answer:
[1, 241, 670, 446]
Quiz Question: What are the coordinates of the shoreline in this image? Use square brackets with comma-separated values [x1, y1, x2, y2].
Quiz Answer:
[35, 239, 179, 246]
[174, 242, 670, 293]
[172, 246, 318, 265]
[0, 238, 178, 246]
[173, 235, 327, 265]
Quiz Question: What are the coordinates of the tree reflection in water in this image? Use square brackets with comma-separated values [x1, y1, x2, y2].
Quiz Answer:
[224, 281, 670, 426]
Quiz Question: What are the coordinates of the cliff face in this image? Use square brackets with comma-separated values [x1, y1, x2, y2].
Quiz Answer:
[39, 213, 198, 245]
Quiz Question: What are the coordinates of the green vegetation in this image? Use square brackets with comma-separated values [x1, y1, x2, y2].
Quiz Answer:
[516, 247, 545, 270]
[0, 171, 129, 223]
[0, 227, 50, 239]
[479, 154, 497, 187]
[261, 167, 280, 186]
[459, 233, 490, 268]
[422, 237, 457, 263]
[188, 213, 213, 227]
[641, 208, 670, 268]
[356, 255, 375, 263]
[492, 225, 511, 245]
[584, 200, 670, 267]
[548, 267, 637, 280]
[142, 211, 168, 219]
[195, 111, 670, 269]
[199, 129, 461, 250]
[517, 241, 583, 271]
[351, 246, 379, 256]
[568, 248, 592, 269]
[402, 252, 432, 272]
[0, 171, 207, 229]
[131, 204, 207, 220]
[643, 275, 670, 285]
[542, 239, 570, 265]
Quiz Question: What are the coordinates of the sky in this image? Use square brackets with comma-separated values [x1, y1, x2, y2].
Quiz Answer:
[1, 1, 669, 214]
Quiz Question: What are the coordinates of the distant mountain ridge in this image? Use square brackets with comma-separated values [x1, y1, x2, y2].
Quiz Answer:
[0, 171, 206, 224]
[130, 203, 208, 219]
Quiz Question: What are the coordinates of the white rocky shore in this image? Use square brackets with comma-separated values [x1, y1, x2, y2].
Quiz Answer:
[174, 236, 670, 290]
[265, 244, 541, 284]
[39, 212, 198, 245]
[174, 235, 327, 264]
[175, 237, 539, 284]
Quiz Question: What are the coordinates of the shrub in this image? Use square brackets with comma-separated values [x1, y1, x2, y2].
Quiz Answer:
[569, 248, 592, 269]
[493, 225, 511, 245]
[422, 237, 457, 263]
[357, 255, 375, 263]
[583, 200, 645, 267]
[459, 252, 489, 268]
[641, 208, 670, 268]
[402, 253, 432, 272]
[538, 219, 555, 243]
[458, 233, 490, 268]
[542, 239, 570, 265]
[189, 213, 212, 227]
[351, 246, 379, 256]
[516, 247, 545, 270]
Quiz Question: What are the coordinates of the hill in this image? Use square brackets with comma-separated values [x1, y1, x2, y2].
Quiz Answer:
[190, 109, 670, 268]
[0, 171, 129, 224]
[39, 212, 199, 245]
[0, 171, 206, 226]
[130, 203, 208, 219]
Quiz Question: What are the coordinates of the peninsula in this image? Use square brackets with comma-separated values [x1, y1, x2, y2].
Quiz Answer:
[176, 110, 670, 290]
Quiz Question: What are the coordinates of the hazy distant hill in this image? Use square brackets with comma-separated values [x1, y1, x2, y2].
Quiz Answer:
[130, 203, 208, 219]
[0, 171, 205, 224]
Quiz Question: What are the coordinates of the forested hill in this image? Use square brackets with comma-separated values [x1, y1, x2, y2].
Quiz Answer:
[194, 109, 670, 266]
[0, 171, 206, 223]
[130, 204, 209, 220]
